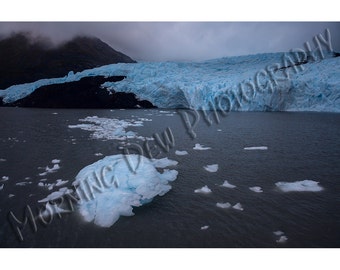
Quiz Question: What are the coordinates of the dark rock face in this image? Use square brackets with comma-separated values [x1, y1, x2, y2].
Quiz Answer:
[8, 76, 156, 109]
[0, 33, 136, 89]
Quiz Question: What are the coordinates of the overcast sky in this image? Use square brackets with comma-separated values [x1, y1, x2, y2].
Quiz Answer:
[0, 22, 339, 61]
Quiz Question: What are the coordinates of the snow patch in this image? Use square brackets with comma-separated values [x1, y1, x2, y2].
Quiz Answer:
[275, 180, 323, 192]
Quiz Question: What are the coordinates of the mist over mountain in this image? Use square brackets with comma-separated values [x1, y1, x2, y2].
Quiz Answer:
[0, 32, 136, 89]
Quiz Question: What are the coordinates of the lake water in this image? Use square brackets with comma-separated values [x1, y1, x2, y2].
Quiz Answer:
[0, 107, 339, 247]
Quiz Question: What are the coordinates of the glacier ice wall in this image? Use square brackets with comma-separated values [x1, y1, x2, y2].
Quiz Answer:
[1, 52, 339, 112]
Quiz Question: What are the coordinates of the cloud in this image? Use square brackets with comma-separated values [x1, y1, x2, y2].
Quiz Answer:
[0, 22, 339, 61]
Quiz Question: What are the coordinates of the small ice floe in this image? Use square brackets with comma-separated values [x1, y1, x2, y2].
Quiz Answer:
[38, 187, 73, 203]
[16, 182, 32, 186]
[0, 184, 4, 190]
[0, 158, 6, 162]
[276, 235, 288, 243]
[138, 118, 152, 122]
[232, 203, 244, 211]
[159, 110, 171, 113]
[151, 157, 178, 168]
[40, 178, 47, 182]
[94, 153, 103, 156]
[273, 231, 284, 236]
[217, 129, 222, 132]
[193, 143, 211, 150]
[175, 150, 188, 156]
[249, 186, 263, 193]
[200, 225, 209, 230]
[8, 194, 15, 198]
[216, 202, 231, 209]
[46, 164, 60, 173]
[52, 112, 58, 115]
[244, 146, 268, 150]
[55, 179, 69, 187]
[194, 185, 212, 194]
[204, 164, 218, 173]
[24, 177, 31, 180]
[220, 180, 236, 189]
[1, 176, 9, 181]
[275, 180, 323, 192]
[51, 159, 61, 164]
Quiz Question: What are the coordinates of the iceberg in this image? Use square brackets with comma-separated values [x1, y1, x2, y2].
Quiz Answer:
[203, 164, 218, 173]
[175, 150, 188, 156]
[232, 203, 244, 211]
[72, 154, 178, 227]
[275, 180, 323, 192]
[220, 180, 236, 189]
[244, 146, 268, 151]
[216, 202, 231, 209]
[1, 52, 339, 112]
[194, 185, 212, 194]
[193, 143, 211, 150]
[249, 186, 263, 193]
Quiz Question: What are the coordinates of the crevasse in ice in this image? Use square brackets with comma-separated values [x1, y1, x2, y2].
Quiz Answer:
[1, 52, 339, 112]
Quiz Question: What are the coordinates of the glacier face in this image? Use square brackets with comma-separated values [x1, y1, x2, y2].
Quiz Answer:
[1, 52, 339, 112]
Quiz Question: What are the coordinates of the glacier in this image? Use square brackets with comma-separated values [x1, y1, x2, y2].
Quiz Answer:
[72, 154, 178, 227]
[1, 52, 339, 112]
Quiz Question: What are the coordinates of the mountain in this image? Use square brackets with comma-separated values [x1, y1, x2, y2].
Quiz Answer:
[0, 32, 136, 89]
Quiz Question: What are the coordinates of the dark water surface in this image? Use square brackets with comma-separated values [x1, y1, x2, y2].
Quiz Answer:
[0, 108, 339, 247]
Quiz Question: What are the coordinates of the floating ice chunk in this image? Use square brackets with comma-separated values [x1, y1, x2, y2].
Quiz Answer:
[52, 112, 58, 115]
[151, 157, 178, 168]
[216, 202, 231, 209]
[194, 185, 212, 194]
[275, 180, 323, 192]
[217, 129, 222, 132]
[38, 182, 45, 187]
[94, 153, 103, 156]
[38, 187, 73, 203]
[232, 203, 244, 211]
[175, 150, 188, 156]
[204, 164, 218, 172]
[16, 182, 32, 186]
[244, 146, 268, 150]
[69, 116, 146, 141]
[193, 143, 211, 150]
[201, 225, 209, 230]
[51, 159, 61, 164]
[46, 164, 60, 173]
[55, 179, 69, 187]
[0, 158, 6, 162]
[8, 194, 15, 198]
[276, 235, 288, 243]
[273, 231, 284, 236]
[0, 184, 4, 190]
[220, 180, 236, 189]
[249, 186, 263, 193]
[39, 172, 48, 176]
[1, 176, 9, 181]
[72, 154, 178, 227]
